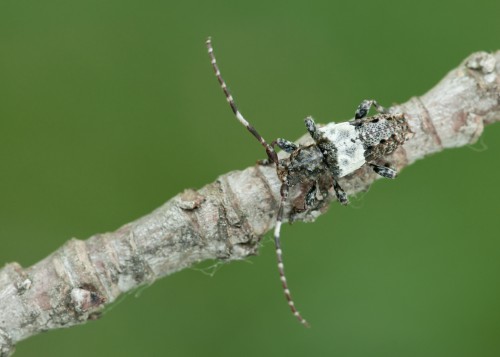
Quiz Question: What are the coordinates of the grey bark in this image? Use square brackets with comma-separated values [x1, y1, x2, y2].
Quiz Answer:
[1, 51, 499, 356]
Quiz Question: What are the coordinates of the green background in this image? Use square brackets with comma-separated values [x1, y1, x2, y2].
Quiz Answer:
[1, 1, 500, 356]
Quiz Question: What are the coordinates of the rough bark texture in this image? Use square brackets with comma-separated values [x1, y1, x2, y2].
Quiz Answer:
[1, 51, 499, 356]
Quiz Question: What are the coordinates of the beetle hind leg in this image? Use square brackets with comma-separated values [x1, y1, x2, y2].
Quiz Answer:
[370, 163, 398, 179]
[355, 99, 388, 119]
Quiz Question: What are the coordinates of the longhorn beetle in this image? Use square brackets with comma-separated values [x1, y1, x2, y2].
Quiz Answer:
[206, 38, 413, 327]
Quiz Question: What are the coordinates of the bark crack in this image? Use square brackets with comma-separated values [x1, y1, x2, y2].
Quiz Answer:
[414, 96, 443, 148]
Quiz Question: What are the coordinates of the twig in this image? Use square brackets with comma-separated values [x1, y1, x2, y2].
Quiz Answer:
[0, 50, 499, 357]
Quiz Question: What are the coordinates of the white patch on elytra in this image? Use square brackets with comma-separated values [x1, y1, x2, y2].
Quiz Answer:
[319, 122, 365, 177]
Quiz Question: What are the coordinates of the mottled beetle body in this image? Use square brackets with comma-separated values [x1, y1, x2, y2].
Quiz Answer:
[307, 113, 412, 178]
[206, 38, 413, 327]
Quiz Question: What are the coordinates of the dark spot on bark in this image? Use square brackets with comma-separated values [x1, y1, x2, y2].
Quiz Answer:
[80, 283, 107, 307]
[90, 292, 100, 305]
[88, 312, 103, 320]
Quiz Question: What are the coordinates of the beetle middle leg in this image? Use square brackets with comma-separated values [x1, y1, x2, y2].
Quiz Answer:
[332, 178, 349, 205]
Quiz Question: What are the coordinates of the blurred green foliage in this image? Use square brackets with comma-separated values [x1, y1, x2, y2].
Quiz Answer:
[1, 0, 500, 356]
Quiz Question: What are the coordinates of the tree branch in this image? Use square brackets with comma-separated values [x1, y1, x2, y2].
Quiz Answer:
[1, 50, 499, 357]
